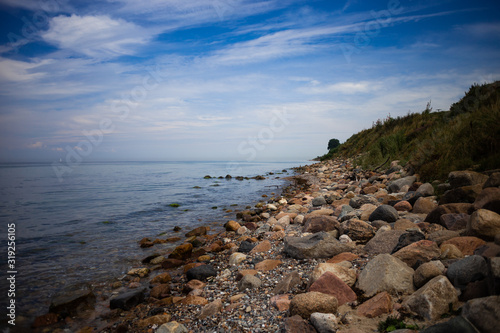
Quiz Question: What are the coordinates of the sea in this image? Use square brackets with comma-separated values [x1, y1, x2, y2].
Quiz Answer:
[0, 160, 309, 325]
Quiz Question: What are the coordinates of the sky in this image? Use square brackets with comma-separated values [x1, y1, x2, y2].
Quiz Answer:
[0, 0, 499, 163]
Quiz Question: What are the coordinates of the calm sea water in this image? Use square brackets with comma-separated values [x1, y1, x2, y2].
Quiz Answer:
[0, 161, 306, 322]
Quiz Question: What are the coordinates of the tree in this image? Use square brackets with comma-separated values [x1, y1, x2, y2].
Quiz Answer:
[328, 138, 340, 150]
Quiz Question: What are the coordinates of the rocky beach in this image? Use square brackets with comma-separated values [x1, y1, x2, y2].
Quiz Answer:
[30, 158, 500, 333]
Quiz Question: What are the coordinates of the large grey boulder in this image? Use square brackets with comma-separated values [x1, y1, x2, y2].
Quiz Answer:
[369, 205, 399, 222]
[388, 176, 416, 193]
[284, 232, 350, 259]
[462, 295, 500, 333]
[447, 255, 489, 288]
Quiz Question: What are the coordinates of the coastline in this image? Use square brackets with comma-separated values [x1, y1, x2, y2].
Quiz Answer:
[26, 158, 500, 333]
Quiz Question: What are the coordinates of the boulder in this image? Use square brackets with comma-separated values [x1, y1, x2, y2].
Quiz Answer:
[349, 195, 379, 209]
[474, 187, 500, 214]
[448, 171, 488, 189]
[447, 255, 488, 288]
[412, 197, 438, 214]
[289, 292, 338, 319]
[413, 261, 445, 288]
[186, 265, 217, 281]
[303, 215, 340, 233]
[110, 288, 146, 310]
[309, 272, 357, 305]
[272, 271, 301, 294]
[420, 316, 479, 333]
[392, 240, 440, 268]
[425, 203, 475, 224]
[49, 287, 96, 317]
[468, 209, 500, 240]
[310, 263, 357, 287]
[283, 315, 317, 333]
[238, 274, 262, 291]
[441, 236, 486, 255]
[416, 183, 434, 196]
[388, 176, 416, 193]
[310, 312, 338, 333]
[483, 172, 500, 188]
[182, 279, 206, 294]
[440, 184, 483, 204]
[357, 292, 393, 318]
[402, 276, 458, 320]
[284, 232, 350, 259]
[341, 219, 375, 243]
[461, 295, 500, 333]
[357, 254, 414, 297]
[369, 205, 399, 223]
[364, 230, 405, 255]
[391, 230, 425, 254]
[157, 321, 189, 333]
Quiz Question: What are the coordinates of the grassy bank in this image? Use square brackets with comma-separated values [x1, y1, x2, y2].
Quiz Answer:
[319, 81, 500, 181]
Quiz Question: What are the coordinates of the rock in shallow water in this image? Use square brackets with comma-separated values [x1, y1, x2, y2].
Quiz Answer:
[49, 287, 96, 317]
[110, 287, 146, 310]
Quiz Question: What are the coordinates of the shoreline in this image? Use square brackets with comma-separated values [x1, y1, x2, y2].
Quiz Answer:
[25, 159, 500, 332]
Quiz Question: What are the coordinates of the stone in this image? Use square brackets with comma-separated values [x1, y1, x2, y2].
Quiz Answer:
[388, 176, 416, 193]
[364, 230, 406, 255]
[229, 252, 247, 266]
[357, 292, 392, 318]
[238, 240, 256, 253]
[412, 197, 438, 214]
[49, 287, 96, 317]
[468, 209, 500, 240]
[312, 196, 327, 206]
[150, 284, 171, 299]
[420, 316, 479, 333]
[284, 232, 350, 259]
[392, 240, 440, 268]
[294, 215, 305, 224]
[199, 299, 223, 319]
[157, 321, 189, 333]
[349, 195, 379, 209]
[178, 295, 208, 305]
[440, 243, 464, 259]
[255, 259, 282, 271]
[416, 183, 434, 196]
[474, 187, 500, 214]
[272, 271, 301, 294]
[394, 201, 412, 211]
[357, 254, 415, 297]
[109, 288, 146, 310]
[447, 255, 488, 288]
[448, 171, 488, 189]
[270, 294, 292, 311]
[310, 263, 357, 287]
[186, 265, 217, 281]
[425, 203, 475, 224]
[440, 184, 483, 204]
[289, 292, 338, 319]
[460, 278, 490, 301]
[369, 205, 399, 223]
[461, 295, 500, 333]
[249, 240, 272, 254]
[441, 236, 486, 255]
[413, 261, 445, 288]
[185, 226, 208, 237]
[327, 252, 359, 264]
[391, 230, 425, 253]
[341, 219, 375, 243]
[393, 219, 417, 231]
[307, 208, 335, 217]
[238, 274, 262, 291]
[362, 185, 379, 194]
[168, 243, 193, 260]
[483, 172, 500, 188]
[235, 269, 257, 281]
[225, 220, 241, 231]
[161, 259, 184, 269]
[403, 191, 424, 206]
[127, 267, 150, 277]
[309, 272, 357, 305]
[310, 312, 338, 333]
[277, 215, 291, 227]
[303, 215, 340, 233]
[32, 313, 59, 328]
[283, 315, 317, 333]
[182, 279, 206, 294]
[439, 213, 469, 230]
[402, 275, 458, 320]
[138, 314, 172, 327]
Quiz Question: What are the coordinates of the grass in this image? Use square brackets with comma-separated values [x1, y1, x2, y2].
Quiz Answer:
[318, 81, 500, 181]
[378, 316, 420, 333]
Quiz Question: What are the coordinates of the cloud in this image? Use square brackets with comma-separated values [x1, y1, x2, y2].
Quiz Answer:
[298, 81, 381, 95]
[0, 58, 50, 83]
[41, 14, 155, 58]
[27, 141, 45, 149]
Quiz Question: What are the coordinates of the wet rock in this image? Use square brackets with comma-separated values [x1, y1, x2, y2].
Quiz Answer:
[312, 196, 327, 206]
[425, 203, 475, 224]
[168, 243, 193, 260]
[392, 240, 440, 268]
[349, 195, 379, 209]
[468, 209, 500, 240]
[303, 215, 340, 233]
[416, 183, 434, 197]
[441, 236, 486, 255]
[388, 176, 416, 193]
[49, 287, 96, 317]
[357, 254, 414, 297]
[391, 230, 425, 254]
[357, 292, 393, 318]
[224, 220, 241, 231]
[185, 226, 208, 237]
[238, 274, 262, 291]
[289, 291, 338, 319]
[309, 271, 357, 305]
[448, 171, 488, 189]
[461, 295, 500, 333]
[341, 219, 375, 243]
[110, 287, 146, 310]
[186, 265, 217, 281]
[283, 315, 317, 333]
[272, 271, 301, 294]
[310, 312, 338, 333]
[157, 321, 189, 333]
[447, 255, 488, 288]
[369, 204, 399, 223]
[198, 299, 223, 319]
[420, 315, 479, 333]
[284, 232, 350, 259]
[238, 240, 256, 253]
[402, 275, 458, 320]
[127, 267, 150, 278]
[229, 252, 247, 266]
[412, 197, 438, 214]
[161, 259, 184, 269]
[32, 313, 59, 328]
[364, 230, 405, 255]
[414, 261, 445, 288]
[474, 187, 500, 214]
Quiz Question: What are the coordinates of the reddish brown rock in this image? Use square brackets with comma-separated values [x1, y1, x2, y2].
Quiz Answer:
[357, 292, 393, 318]
[225, 220, 241, 231]
[161, 259, 184, 269]
[362, 185, 379, 194]
[440, 213, 469, 231]
[178, 295, 208, 305]
[139, 237, 154, 248]
[236, 269, 258, 281]
[283, 315, 318, 333]
[199, 299, 223, 319]
[150, 284, 171, 299]
[183, 279, 206, 294]
[32, 313, 60, 328]
[185, 226, 209, 237]
[166, 236, 182, 242]
[150, 272, 172, 284]
[270, 294, 292, 311]
[249, 240, 272, 254]
[168, 243, 193, 260]
[341, 219, 375, 244]
[308, 272, 357, 305]
[394, 201, 412, 212]
[302, 215, 340, 233]
[392, 240, 440, 268]
[425, 203, 475, 225]
[255, 259, 282, 271]
[441, 236, 486, 256]
[183, 262, 203, 273]
[412, 197, 438, 214]
[327, 252, 360, 264]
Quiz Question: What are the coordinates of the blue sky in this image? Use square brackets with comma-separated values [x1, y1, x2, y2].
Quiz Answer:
[0, 0, 499, 163]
